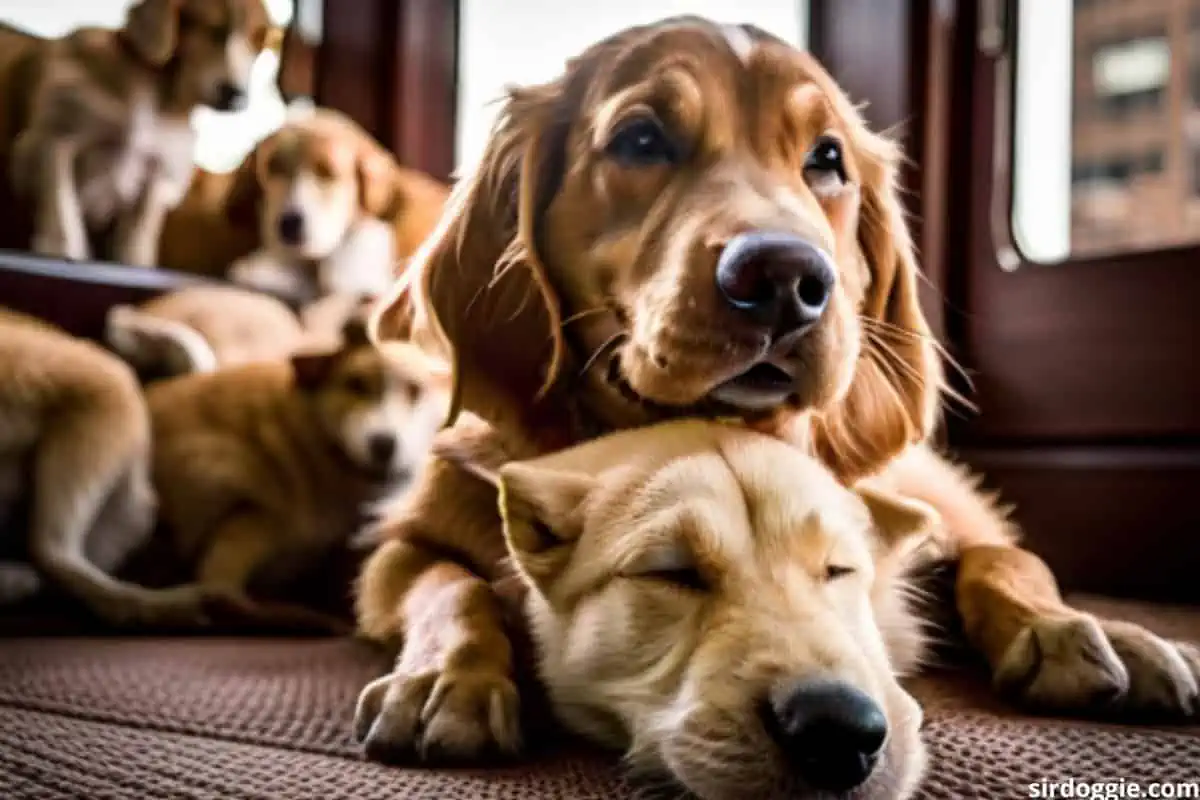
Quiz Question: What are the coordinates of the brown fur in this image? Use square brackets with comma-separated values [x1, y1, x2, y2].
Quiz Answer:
[0, 308, 225, 626]
[0, 1, 270, 265]
[356, 15, 1200, 768]
[148, 322, 450, 631]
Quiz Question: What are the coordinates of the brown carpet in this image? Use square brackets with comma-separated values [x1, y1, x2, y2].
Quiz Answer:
[1, 596, 1198, 799]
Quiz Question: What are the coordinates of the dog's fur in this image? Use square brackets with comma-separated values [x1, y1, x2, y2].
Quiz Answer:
[355, 15, 1200, 771]
[106, 285, 308, 380]
[0, 308, 222, 626]
[0, 0, 271, 265]
[359, 418, 936, 799]
[192, 109, 450, 303]
[147, 320, 449, 628]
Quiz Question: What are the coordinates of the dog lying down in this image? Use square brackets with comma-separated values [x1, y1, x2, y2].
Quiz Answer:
[146, 318, 449, 631]
[359, 418, 940, 800]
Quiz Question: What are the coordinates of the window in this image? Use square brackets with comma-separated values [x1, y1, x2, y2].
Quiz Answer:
[1013, 0, 1200, 262]
[6, 0, 296, 173]
[455, 0, 810, 171]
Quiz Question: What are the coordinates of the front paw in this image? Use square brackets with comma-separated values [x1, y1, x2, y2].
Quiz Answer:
[996, 612, 1199, 720]
[354, 664, 521, 764]
[32, 233, 87, 261]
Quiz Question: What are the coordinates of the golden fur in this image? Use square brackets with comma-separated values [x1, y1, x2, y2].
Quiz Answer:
[158, 109, 449, 302]
[147, 320, 449, 630]
[356, 15, 1200, 773]
[0, 0, 270, 265]
[106, 285, 308, 380]
[0, 308, 220, 626]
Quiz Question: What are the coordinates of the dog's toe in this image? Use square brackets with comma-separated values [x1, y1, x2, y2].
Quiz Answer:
[995, 613, 1129, 712]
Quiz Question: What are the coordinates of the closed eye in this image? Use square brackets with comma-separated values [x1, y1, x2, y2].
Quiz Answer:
[621, 544, 709, 591]
[824, 564, 856, 581]
[637, 566, 709, 592]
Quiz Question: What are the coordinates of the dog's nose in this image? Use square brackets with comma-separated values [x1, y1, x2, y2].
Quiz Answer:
[367, 434, 397, 465]
[278, 211, 305, 246]
[715, 232, 835, 335]
[212, 82, 247, 112]
[766, 677, 888, 793]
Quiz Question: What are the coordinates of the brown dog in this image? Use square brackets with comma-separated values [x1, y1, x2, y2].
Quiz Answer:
[0, 309, 219, 626]
[360, 418, 937, 798]
[0, 0, 271, 265]
[355, 15, 1200, 766]
[147, 319, 449, 627]
[159, 109, 449, 302]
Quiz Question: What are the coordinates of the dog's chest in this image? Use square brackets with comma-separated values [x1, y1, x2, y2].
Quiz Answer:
[76, 98, 194, 225]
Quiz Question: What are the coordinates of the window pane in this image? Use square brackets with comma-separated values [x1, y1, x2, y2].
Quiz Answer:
[4, 0, 296, 174]
[1013, 0, 1200, 263]
[456, 0, 809, 172]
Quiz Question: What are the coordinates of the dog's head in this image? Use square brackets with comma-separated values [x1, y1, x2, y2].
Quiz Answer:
[226, 110, 402, 261]
[291, 318, 450, 480]
[458, 419, 934, 800]
[374, 17, 941, 480]
[121, 0, 270, 112]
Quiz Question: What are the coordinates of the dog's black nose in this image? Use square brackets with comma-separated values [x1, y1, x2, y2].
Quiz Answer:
[765, 677, 888, 793]
[367, 434, 397, 465]
[716, 232, 835, 336]
[278, 211, 305, 246]
[212, 82, 246, 112]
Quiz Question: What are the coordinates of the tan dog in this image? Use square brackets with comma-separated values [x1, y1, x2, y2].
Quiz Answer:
[211, 109, 449, 303]
[0, 309, 217, 626]
[359, 419, 936, 799]
[356, 15, 1200, 765]
[147, 319, 449, 625]
[0, 0, 271, 266]
[106, 285, 308, 380]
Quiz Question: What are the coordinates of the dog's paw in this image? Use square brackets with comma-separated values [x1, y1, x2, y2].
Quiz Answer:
[995, 612, 1199, 719]
[354, 665, 521, 764]
[0, 562, 43, 605]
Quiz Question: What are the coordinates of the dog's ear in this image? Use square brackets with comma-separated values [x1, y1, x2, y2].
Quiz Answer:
[123, 0, 182, 66]
[810, 128, 943, 482]
[290, 348, 340, 391]
[855, 481, 940, 549]
[341, 314, 371, 348]
[356, 140, 401, 220]
[105, 305, 219, 376]
[497, 461, 593, 597]
[225, 147, 265, 230]
[370, 75, 576, 430]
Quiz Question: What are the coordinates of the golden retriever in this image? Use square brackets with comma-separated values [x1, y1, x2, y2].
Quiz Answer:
[207, 109, 450, 303]
[0, 0, 271, 265]
[147, 318, 449, 629]
[356, 14, 1200, 764]
[359, 418, 937, 799]
[0, 308, 222, 626]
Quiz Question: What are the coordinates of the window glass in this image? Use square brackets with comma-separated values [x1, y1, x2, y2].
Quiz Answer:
[456, 0, 810, 171]
[1013, 0, 1200, 263]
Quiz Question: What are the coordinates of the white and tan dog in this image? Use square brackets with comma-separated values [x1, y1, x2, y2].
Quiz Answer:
[220, 109, 448, 302]
[0, 0, 270, 265]
[358, 418, 939, 799]
[147, 318, 449, 625]
[0, 309, 221, 626]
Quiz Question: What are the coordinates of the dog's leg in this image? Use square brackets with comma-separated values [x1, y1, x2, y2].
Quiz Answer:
[352, 459, 520, 763]
[228, 250, 313, 299]
[113, 177, 174, 267]
[0, 562, 43, 605]
[195, 512, 350, 634]
[892, 447, 1199, 719]
[28, 139, 90, 260]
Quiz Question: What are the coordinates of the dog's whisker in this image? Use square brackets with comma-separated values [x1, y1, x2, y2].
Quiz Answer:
[578, 331, 627, 378]
[560, 306, 612, 328]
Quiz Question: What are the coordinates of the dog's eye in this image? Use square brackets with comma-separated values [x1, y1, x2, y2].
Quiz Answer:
[344, 375, 371, 396]
[266, 154, 287, 176]
[642, 566, 709, 592]
[804, 136, 847, 187]
[605, 117, 677, 167]
[623, 547, 709, 592]
[401, 380, 422, 403]
[824, 564, 856, 581]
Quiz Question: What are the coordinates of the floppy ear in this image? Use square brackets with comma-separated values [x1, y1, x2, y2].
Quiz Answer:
[105, 305, 219, 376]
[855, 482, 940, 549]
[356, 142, 401, 220]
[123, 0, 181, 66]
[811, 129, 943, 482]
[290, 348, 340, 391]
[224, 148, 265, 230]
[371, 76, 575, 430]
[497, 461, 593, 597]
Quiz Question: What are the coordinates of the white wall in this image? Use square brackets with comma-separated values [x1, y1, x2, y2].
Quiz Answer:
[4, 0, 295, 173]
[456, 0, 810, 173]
